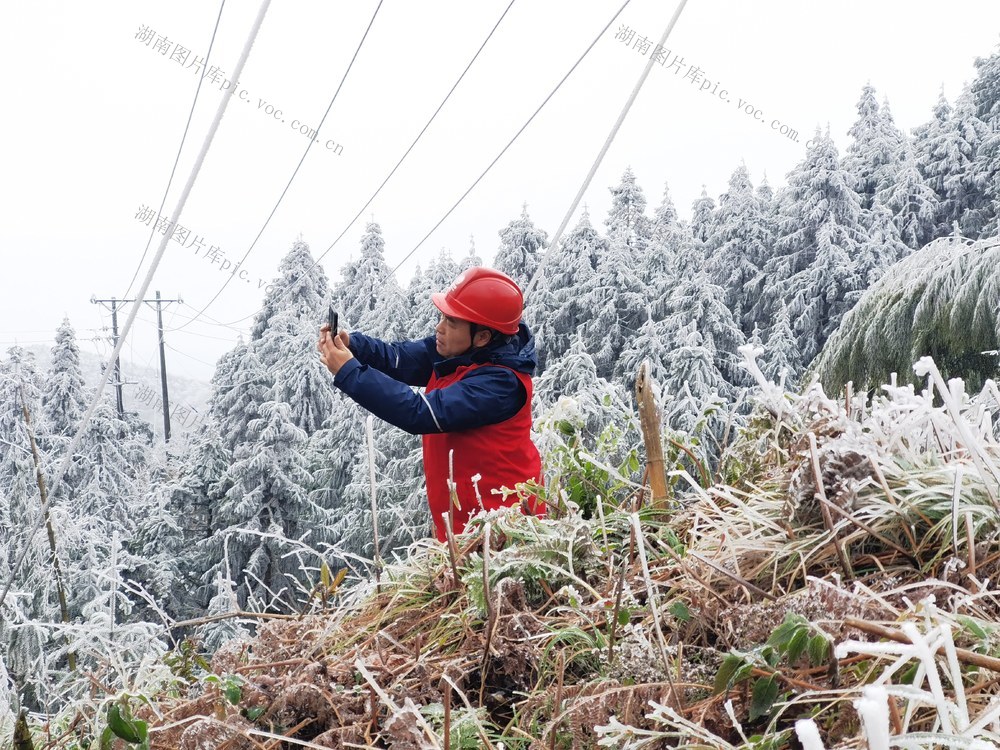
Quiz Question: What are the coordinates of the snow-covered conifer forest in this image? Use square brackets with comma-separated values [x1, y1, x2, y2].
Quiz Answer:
[2, 42, 1000, 750]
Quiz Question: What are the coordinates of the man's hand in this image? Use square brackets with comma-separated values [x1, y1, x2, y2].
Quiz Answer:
[318, 325, 353, 374]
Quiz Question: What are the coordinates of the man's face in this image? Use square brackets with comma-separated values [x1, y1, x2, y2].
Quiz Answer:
[434, 313, 474, 358]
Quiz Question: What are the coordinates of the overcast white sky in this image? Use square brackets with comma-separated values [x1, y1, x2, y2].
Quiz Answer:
[2, 1, 998, 383]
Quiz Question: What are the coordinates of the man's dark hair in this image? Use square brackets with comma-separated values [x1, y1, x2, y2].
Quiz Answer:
[469, 322, 512, 348]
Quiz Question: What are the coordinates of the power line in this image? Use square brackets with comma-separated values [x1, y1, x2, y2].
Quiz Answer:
[122, 0, 229, 299]
[174, 0, 386, 333]
[219, 0, 629, 330]
[523, 0, 691, 300]
[216, 0, 519, 330]
[385, 0, 635, 279]
[0, 0, 276, 616]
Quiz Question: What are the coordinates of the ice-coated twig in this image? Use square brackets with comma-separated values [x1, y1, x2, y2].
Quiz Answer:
[913, 357, 1000, 506]
[855, 686, 891, 750]
[795, 719, 826, 750]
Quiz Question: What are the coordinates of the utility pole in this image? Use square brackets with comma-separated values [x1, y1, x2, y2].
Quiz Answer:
[90, 296, 126, 419]
[91, 292, 182, 440]
[146, 291, 182, 442]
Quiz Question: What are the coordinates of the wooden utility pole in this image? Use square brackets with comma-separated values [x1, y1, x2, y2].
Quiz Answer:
[146, 291, 181, 443]
[90, 296, 126, 418]
[635, 361, 669, 508]
[92, 292, 182, 441]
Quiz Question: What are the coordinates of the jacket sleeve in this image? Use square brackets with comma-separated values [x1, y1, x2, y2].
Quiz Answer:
[347, 332, 437, 387]
[333, 360, 526, 435]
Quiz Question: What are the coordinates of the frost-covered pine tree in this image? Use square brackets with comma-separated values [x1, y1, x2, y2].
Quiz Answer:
[660, 319, 730, 437]
[642, 182, 689, 319]
[708, 164, 772, 335]
[875, 139, 938, 250]
[689, 186, 716, 245]
[0, 348, 48, 624]
[582, 177, 653, 381]
[404, 264, 436, 340]
[73, 401, 148, 532]
[334, 221, 407, 341]
[854, 202, 909, 288]
[252, 240, 337, 436]
[970, 48, 1000, 236]
[945, 91, 991, 237]
[323, 420, 397, 568]
[209, 341, 273, 453]
[913, 88, 952, 192]
[200, 400, 317, 609]
[155, 418, 234, 613]
[458, 236, 483, 272]
[614, 311, 673, 385]
[534, 335, 639, 512]
[763, 300, 802, 388]
[662, 273, 747, 389]
[40, 318, 89, 446]
[494, 203, 547, 289]
[526, 210, 603, 370]
[843, 86, 905, 211]
[251, 238, 330, 343]
[0, 347, 41, 503]
[756, 129, 867, 363]
[916, 90, 989, 238]
[605, 166, 652, 252]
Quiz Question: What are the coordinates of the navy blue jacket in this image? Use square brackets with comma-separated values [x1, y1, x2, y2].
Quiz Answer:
[333, 323, 537, 435]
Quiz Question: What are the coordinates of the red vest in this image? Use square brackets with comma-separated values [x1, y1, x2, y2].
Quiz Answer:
[422, 364, 543, 541]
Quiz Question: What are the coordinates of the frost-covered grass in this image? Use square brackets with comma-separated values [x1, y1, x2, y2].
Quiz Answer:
[8, 350, 1000, 749]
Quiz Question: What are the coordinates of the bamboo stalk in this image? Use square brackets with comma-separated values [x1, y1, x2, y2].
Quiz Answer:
[636, 361, 669, 508]
[365, 416, 383, 594]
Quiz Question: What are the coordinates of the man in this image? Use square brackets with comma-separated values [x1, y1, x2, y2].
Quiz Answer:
[318, 267, 543, 541]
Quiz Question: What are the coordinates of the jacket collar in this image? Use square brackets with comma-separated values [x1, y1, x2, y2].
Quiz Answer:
[432, 336, 516, 377]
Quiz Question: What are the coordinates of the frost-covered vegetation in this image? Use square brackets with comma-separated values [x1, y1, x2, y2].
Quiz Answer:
[2, 39, 1000, 750]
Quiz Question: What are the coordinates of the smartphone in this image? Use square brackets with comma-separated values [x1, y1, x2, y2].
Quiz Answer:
[327, 306, 338, 336]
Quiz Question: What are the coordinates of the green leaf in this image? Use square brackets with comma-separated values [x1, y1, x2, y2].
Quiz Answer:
[808, 634, 829, 667]
[617, 608, 631, 627]
[243, 707, 266, 722]
[107, 704, 142, 744]
[749, 675, 779, 722]
[959, 615, 989, 641]
[714, 653, 751, 694]
[899, 662, 920, 685]
[766, 613, 807, 651]
[786, 628, 809, 665]
[320, 560, 331, 589]
[224, 681, 242, 705]
[668, 601, 691, 622]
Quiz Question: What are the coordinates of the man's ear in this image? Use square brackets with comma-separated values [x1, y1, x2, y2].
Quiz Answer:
[472, 328, 493, 348]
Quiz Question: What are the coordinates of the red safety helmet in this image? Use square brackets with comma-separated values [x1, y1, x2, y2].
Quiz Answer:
[431, 267, 523, 335]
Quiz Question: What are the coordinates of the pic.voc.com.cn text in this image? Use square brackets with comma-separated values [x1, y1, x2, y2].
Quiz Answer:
[613, 24, 808, 148]
[134, 24, 345, 156]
